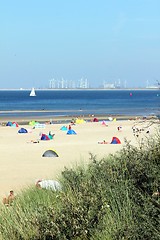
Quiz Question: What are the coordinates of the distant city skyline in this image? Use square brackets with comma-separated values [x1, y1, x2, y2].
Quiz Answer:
[0, 76, 159, 90]
[48, 77, 159, 89]
[0, 1, 160, 89]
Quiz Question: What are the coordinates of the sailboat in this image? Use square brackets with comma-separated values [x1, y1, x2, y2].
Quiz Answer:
[30, 87, 36, 97]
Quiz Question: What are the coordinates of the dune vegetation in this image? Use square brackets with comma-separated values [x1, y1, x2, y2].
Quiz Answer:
[0, 134, 159, 240]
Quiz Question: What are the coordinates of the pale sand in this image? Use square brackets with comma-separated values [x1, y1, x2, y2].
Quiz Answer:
[0, 119, 155, 199]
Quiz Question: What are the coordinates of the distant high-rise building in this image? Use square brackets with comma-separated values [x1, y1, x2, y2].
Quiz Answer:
[49, 77, 89, 89]
[78, 78, 89, 88]
[103, 81, 115, 89]
[49, 79, 56, 88]
[124, 80, 127, 88]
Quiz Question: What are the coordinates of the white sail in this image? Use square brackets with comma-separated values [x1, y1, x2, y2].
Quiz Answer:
[30, 88, 36, 97]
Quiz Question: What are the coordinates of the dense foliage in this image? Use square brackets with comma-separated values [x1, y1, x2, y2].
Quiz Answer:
[0, 134, 159, 239]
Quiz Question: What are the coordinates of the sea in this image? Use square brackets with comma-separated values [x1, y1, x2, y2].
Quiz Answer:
[0, 89, 159, 119]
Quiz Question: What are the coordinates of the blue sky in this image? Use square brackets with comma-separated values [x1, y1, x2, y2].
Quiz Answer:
[0, 0, 160, 88]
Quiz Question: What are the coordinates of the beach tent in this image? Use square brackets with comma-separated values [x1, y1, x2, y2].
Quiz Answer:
[75, 118, 85, 124]
[110, 137, 121, 144]
[6, 121, 13, 126]
[18, 128, 28, 133]
[60, 126, 68, 131]
[41, 134, 50, 140]
[93, 117, 99, 122]
[34, 123, 46, 129]
[12, 122, 19, 127]
[108, 117, 113, 121]
[29, 120, 39, 126]
[67, 129, 77, 135]
[48, 133, 54, 140]
[101, 121, 107, 126]
[42, 149, 59, 157]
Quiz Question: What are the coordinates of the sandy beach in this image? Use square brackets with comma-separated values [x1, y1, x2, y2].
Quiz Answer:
[0, 116, 157, 199]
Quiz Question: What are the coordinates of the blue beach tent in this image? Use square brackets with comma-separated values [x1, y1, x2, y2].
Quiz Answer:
[18, 128, 28, 133]
[67, 129, 77, 135]
[6, 121, 13, 126]
[60, 126, 68, 131]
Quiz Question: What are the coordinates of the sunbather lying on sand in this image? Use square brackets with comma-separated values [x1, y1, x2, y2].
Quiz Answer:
[98, 140, 109, 144]
[27, 140, 40, 143]
[36, 179, 61, 191]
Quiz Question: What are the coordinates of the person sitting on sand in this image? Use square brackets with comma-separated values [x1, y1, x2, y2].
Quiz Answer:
[71, 118, 76, 125]
[49, 119, 54, 124]
[117, 126, 122, 131]
[31, 140, 39, 143]
[48, 131, 55, 139]
[2, 190, 15, 206]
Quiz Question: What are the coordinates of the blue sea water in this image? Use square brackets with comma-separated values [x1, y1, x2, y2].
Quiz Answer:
[0, 89, 159, 118]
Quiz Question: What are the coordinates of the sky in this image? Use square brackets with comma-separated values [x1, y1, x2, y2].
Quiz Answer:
[0, 0, 160, 88]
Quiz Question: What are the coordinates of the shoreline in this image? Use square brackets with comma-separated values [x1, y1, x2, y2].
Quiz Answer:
[0, 111, 158, 125]
[0, 88, 159, 91]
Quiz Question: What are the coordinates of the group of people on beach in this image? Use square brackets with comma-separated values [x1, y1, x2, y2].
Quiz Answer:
[2, 190, 15, 206]
[132, 125, 150, 137]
